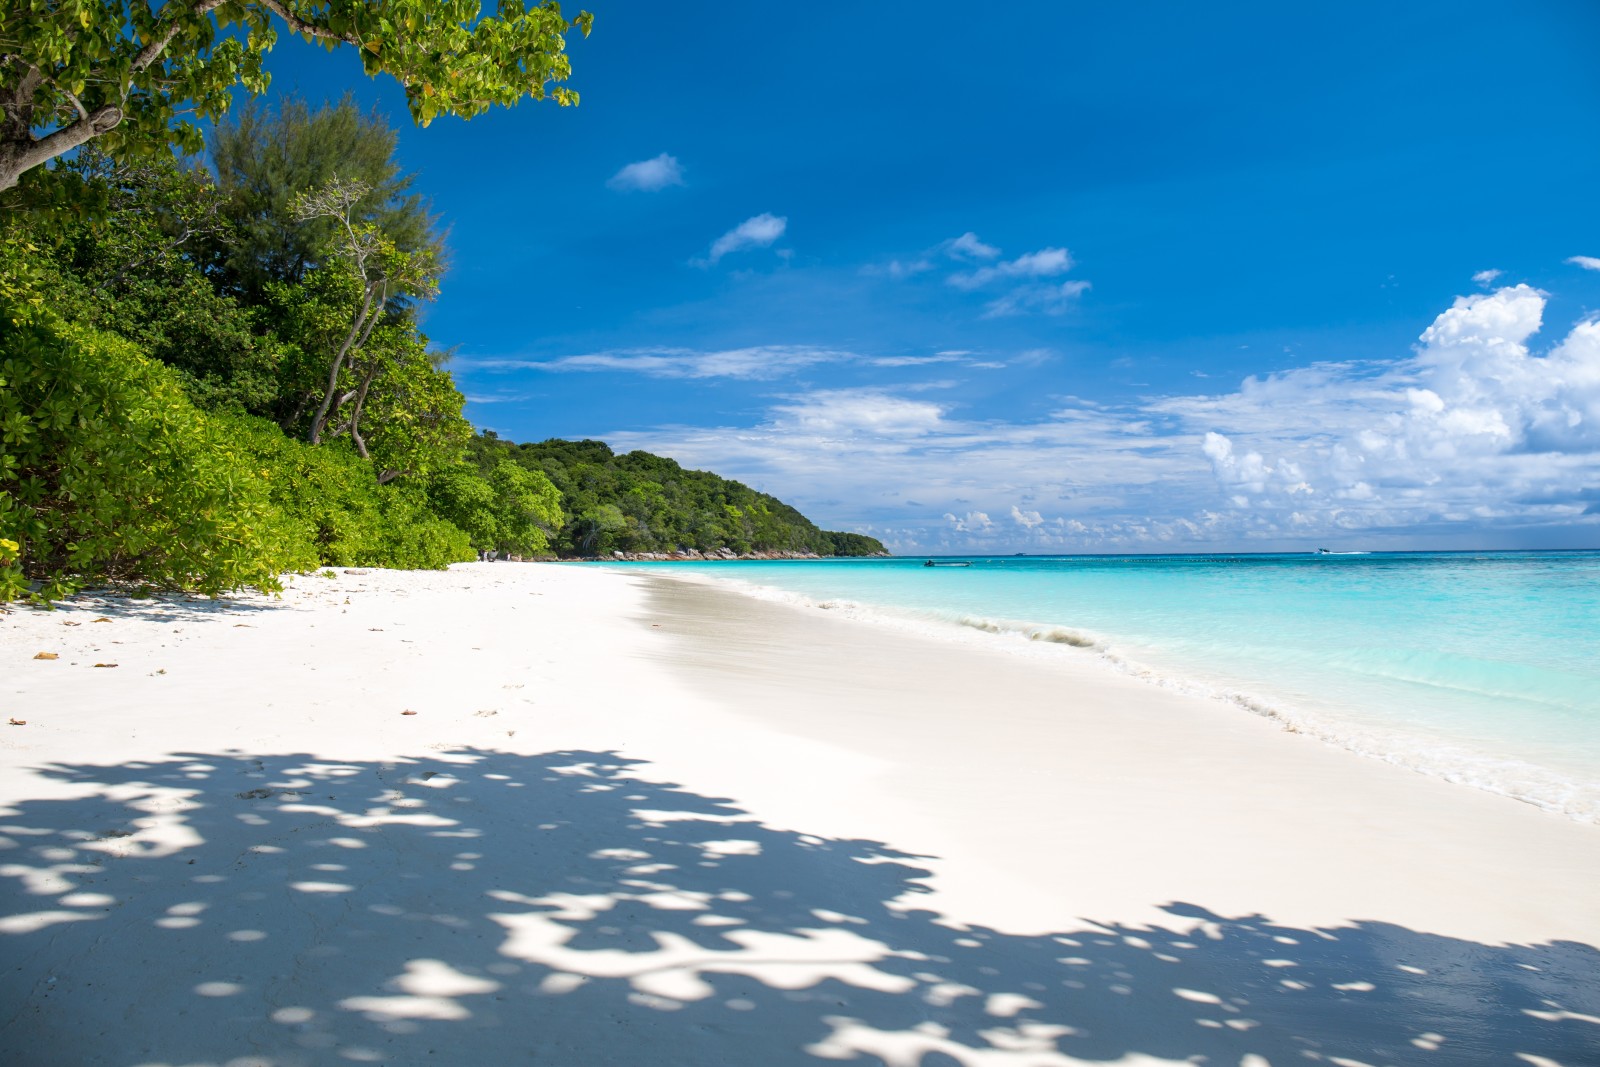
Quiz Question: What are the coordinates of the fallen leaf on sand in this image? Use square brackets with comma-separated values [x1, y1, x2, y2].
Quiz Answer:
[401, 710, 418, 716]
[93, 663, 118, 668]
[233, 623, 253, 628]
[33, 652, 58, 660]
[8, 718, 25, 726]
[91, 617, 111, 623]
[62, 621, 81, 627]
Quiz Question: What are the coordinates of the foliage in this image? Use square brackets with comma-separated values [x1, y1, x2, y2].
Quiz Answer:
[32, 150, 285, 413]
[263, 262, 467, 477]
[467, 434, 887, 558]
[223, 413, 474, 569]
[0, 0, 592, 194]
[0, 284, 291, 603]
[206, 96, 440, 300]
[428, 460, 563, 556]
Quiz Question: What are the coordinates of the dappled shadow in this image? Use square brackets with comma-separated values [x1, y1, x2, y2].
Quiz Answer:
[2, 589, 280, 625]
[2, 749, 1596, 1066]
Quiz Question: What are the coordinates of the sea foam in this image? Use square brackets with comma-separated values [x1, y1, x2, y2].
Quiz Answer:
[620, 554, 1600, 824]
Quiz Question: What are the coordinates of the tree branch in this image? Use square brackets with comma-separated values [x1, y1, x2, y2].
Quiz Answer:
[252, 0, 363, 47]
[129, 0, 228, 75]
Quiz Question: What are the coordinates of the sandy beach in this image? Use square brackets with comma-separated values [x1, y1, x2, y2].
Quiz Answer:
[2, 562, 1597, 1066]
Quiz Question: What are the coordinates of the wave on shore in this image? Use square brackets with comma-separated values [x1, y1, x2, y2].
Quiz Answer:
[660, 571, 1600, 825]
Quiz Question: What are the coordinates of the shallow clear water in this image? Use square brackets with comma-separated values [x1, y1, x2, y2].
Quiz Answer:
[614, 552, 1600, 821]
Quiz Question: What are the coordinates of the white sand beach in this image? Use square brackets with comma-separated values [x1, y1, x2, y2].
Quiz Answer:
[2, 562, 1597, 1066]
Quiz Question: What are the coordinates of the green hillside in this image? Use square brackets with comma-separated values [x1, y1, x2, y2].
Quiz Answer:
[467, 434, 886, 559]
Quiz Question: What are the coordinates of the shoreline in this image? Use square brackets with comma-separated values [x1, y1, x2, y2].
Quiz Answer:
[615, 558, 1600, 827]
[3, 562, 1597, 1065]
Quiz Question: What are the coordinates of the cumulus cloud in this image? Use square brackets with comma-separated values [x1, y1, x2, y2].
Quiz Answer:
[1159, 284, 1600, 528]
[945, 511, 994, 533]
[704, 213, 787, 264]
[585, 285, 1600, 553]
[606, 153, 685, 192]
[1472, 269, 1503, 287]
[1566, 255, 1600, 272]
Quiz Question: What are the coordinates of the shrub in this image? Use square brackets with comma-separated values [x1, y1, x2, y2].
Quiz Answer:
[220, 413, 474, 570]
[0, 293, 291, 602]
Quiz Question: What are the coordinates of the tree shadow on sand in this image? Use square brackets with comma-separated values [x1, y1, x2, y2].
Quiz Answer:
[1, 748, 1596, 1066]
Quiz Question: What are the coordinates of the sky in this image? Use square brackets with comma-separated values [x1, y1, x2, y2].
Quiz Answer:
[258, 1, 1600, 553]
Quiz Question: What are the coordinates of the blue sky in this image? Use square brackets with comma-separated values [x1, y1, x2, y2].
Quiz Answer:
[260, 1, 1600, 552]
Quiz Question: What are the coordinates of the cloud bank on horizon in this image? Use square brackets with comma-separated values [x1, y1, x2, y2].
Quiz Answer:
[587, 282, 1600, 553]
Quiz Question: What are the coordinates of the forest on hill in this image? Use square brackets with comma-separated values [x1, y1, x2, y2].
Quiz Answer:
[0, 97, 880, 603]
[469, 435, 886, 559]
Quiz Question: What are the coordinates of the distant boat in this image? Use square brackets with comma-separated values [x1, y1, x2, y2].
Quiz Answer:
[923, 560, 972, 567]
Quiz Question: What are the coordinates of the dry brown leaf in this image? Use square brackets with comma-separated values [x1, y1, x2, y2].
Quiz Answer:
[401, 710, 418, 716]
[62, 621, 81, 627]
[8, 718, 25, 726]
[33, 652, 58, 660]
[92, 663, 118, 669]
[91, 617, 111, 623]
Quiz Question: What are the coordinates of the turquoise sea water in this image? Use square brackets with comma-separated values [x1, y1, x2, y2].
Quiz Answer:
[615, 552, 1600, 822]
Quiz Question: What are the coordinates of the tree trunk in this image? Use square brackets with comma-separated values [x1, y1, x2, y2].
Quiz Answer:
[308, 281, 382, 444]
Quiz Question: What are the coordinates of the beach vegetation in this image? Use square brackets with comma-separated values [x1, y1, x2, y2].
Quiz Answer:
[0, 78, 883, 602]
[0, 290, 293, 603]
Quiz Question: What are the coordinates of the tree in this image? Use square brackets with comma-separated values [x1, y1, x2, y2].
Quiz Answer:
[207, 95, 438, 298]
[0, 0, 592, 194]
[281, 176, 444, 459]
[36, 148, 285, 412]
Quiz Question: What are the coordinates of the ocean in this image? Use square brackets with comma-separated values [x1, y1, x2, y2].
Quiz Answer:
[613, 551, 1600, 823]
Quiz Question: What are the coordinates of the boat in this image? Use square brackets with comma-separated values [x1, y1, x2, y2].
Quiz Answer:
[923, 560, 972, 567]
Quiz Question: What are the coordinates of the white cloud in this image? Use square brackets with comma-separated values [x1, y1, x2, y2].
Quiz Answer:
[1566, 255, 1600, 272]
[948, 247, 1075, 290]
[704, 213, 787, 264]
[944, 246, 1087, 318]
[594, 285, 1600, 553]
[942, 232, 1001, 260]
[1158, 284, 1600, 525]
[869, 353, 969, 368]
[1472, 269, 1503, 287]
[467, 345, 999, 379]
[861, 258, 934, 279]
[983, 279, 1091, 318]
[771, 389, 947, 435]
[475, 344, 854, 380]
[945, 511, 994, 532]
[606, 153, 684, 192]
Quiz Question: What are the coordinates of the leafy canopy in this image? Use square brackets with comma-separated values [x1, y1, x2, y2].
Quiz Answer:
[207, 96, 440, 298]
[0, 0, 592, 193]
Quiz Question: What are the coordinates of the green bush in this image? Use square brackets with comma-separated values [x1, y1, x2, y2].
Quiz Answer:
[0, 294, 291, 602]
[427, 460, 562, 556]
[221, 413, 475, 570]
